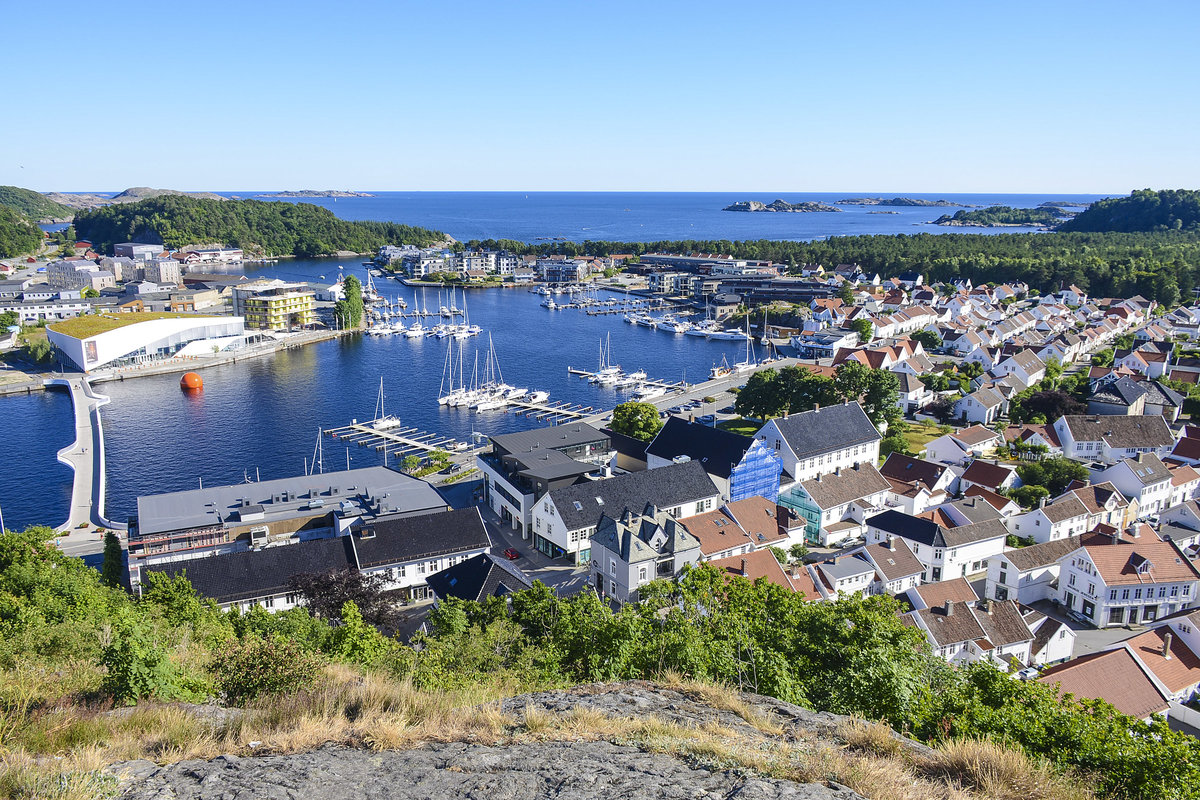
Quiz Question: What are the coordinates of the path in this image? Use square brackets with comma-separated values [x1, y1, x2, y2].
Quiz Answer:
[48, 375, 124, 538]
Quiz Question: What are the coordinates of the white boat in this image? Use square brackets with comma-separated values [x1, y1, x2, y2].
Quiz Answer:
[733, 317, 756, 372]
[404, 322, 425, 338]
[542, 298, 557, 309]
[656, 316, 691, 334]
[471, 395, 508, 411]
[370, 378, 402, 429]
[709, 355, 733, 380]
[626, 369, 647, 381]
[526, 390, 549, 403]
[708, 327, 751, 341]
[440, 305, 452, 317]
[636, 316, 657, 328]
[505, 387, 528, 400]
[432, 324, 452, 338]
[631, 384, 666, 401]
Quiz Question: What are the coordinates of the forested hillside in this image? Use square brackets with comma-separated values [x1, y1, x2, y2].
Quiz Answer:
[0, 185, 74, 220]
[0, 206, 43, 258]
[1060, 188, 1200, 232]
[73, 195, 447, 257]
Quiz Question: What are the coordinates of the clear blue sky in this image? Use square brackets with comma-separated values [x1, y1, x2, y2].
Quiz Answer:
[5, 1, 1198, 192]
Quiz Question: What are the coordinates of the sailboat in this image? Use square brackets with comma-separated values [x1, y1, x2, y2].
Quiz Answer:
[759, 308, 771, 346]
[449, 287, 461, 316]
[471, 334, 511, 410]
[734, 316, 757, 373]
[362, 272, 383, 304]
[370, 378, 403, 429]
[589, 333, 621, 384]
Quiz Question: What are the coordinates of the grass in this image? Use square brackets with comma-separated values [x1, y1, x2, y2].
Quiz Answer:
[0, 669, 1094, 800]
[716, 417, 762, 436]
[47, 312, 210, 340]
[901, 421, 947, 455]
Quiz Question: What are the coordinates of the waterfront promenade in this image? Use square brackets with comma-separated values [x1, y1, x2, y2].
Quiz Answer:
[49, 376, 123, 539]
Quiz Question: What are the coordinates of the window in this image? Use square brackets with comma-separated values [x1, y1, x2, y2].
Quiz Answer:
[1087, 582, 1095, 596]
[1159, 586, 1167, 598]
[418, 562, 426, 575]
[1068, 573, 1076, 587]
[638, 566, 648, 583]
[1109, 589, 1118, 600]
[1134, 588, 1142, 600]
[999, 571, 1008, 584]
[1171, 586, 1180, 597]
[609, 559, 616, 575]
[1122, 588, 1130, 600]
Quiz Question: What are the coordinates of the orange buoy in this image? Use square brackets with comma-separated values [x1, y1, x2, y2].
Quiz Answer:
[180, 372, 204, 391]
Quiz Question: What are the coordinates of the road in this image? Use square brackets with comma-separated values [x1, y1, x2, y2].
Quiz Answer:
[51, 376, 122, 550]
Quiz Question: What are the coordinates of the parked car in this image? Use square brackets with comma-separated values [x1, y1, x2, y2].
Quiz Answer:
[697, 414, 716, 426]
[667, 405, 686, 413]
[502, 547, 520, 561]
[1015, 667, 1040, 681]
[718, 405, 736, 414]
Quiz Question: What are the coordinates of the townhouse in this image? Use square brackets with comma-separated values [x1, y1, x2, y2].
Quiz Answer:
[1091, 453, 1173, 519]
[778, 463, 891, 546]
[755, 401, 881, 486]
[954, 384, 1005, 425]
[645, 417, 781, 502]
[1053, 414, 1175, 464]
[865, 510, 1008, 582]
[986, 535, 1083, 605]
[906, 597, 1034, 667]
[1007, 494, 1090, 544]
[676, 496, 799, 561]
[958, 459, 1018, 494]
[925, 425, 1004, 466]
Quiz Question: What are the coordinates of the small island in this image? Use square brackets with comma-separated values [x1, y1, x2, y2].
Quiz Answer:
[256, 190, 375, 198]
[836, 197, 973, 207]
[932, 205, 1072, 228]
[722, 199, 841, 213]
[1038, 200, 1091, 208]
[866, 210, 900, 214]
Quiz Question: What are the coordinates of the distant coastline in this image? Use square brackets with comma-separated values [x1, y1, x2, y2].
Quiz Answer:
[835, 197, 973, 208]
[256, 190, 375, 198]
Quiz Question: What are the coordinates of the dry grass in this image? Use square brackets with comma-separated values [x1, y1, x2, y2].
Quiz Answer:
[0, 671, 1093, 800]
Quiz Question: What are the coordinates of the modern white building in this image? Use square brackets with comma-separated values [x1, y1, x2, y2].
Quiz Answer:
[47, 312, 248, 372]
[755, 401, 881, 487]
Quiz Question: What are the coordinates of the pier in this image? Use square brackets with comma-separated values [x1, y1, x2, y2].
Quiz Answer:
[48, 376, 124, 534]
[324, 422, 468, 459]
[566, 366, 686, 392]
[505, 398, 597, 421]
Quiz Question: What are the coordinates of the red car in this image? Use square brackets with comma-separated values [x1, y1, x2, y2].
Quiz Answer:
[502, 547, 520, 561]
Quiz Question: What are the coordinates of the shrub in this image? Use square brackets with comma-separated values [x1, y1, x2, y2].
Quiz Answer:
[100, 617, 185, 705]
[210, 636, 322, 706]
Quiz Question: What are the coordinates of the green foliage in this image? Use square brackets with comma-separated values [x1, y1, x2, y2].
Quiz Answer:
[73, 195, 444, 257]
[1016, 457, 1090, 496]
[934, 205, 1067, 227]
[100, 532, 123, 588]
[850, 317, 874, 344]
[101, 615, 197, 705]
[1061, 189, 1200, 233]
[1009, 389, 1086, 425]
[734, 364, 896, 427]
[209, 635, 322, 706]
[0, 310, 17, 328]
[0, 206, 43, 258]
[788, 543, 809, 562]
[326, 601, 394, 666]
[880, 432, 913, 458]
[0, 186, 74, 219]
[1007, 485, 1050, 510]
[609, 401, 663, 441]
[958, 360, 984, 380]
[910, 328, 942, 351]
[769, 546, 787, 564]
[1092, 348, 1115, 367]
[334, 274, 365, 328]
[836, 283, 855, 304]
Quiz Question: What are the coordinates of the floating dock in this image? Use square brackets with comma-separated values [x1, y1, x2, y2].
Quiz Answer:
[324, 421, 468, 459]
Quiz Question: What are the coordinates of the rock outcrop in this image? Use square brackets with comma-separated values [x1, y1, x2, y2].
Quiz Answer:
[723, 199, 841, 213]
[115, 682, 897, 800]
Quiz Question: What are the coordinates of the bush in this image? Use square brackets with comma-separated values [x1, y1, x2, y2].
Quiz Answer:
[101, 617, 189, 705]
[210, 636, 322, 706]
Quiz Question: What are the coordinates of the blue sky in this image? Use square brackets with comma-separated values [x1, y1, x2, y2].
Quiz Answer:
[4, 1, 1198, 192]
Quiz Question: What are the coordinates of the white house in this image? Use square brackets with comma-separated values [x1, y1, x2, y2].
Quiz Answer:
[955, 385, 1005, 425]
[865, 510, 1008, 582]
[1091, 453, 1174, 520]
[987, 535, 1083, 605]
[1053, 414, 1175, 465]
[778, 463, 892, 547]
[1007, 494, 1090, 544]
[991, 349, 1047, 389]
[925, 425, 1004, 466]
[755, 401, 881, 486]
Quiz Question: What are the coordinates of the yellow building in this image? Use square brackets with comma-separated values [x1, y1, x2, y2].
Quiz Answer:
[232, 280, 317, 331]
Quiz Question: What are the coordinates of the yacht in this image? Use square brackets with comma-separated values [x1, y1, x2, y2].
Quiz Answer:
[657, 318, 692, 335]
[404, 322, 425, 338]
[708, 327, 752, 341]
[631, 384, 666, 401]
[542, 298, 558, 309]
[709, 355, 733, 380]
[526, 390, 549, 404]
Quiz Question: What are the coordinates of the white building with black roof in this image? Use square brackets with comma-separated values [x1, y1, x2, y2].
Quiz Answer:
[645, 417, 781, 502]
[426, 552, 533, 604]
[589, 505, 703, 605]
[144, 507, 491, 609]
[531, 460, 721, 564]
[754, 401, 881, 488]
[865, 510, 1008, 583]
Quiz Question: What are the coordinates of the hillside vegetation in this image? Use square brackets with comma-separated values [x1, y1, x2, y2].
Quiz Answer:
[933, 205, 1068, 227]
[1061, 188, 1200, 232]
[0, 206, 44, 258]
[0, 185, 74, 220]
[73, 195, 447, 257]
[0, 525, 1197, 799]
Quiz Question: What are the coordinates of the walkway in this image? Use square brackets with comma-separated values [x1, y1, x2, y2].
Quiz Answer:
[48, 375, 124, 536]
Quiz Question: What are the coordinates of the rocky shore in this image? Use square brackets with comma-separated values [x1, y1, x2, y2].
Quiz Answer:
[723, 199, 841, 213]
[256, 190, 375, 198]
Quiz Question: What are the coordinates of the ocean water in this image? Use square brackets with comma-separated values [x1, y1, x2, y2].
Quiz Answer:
[227, 191, 1108, 243]
[5, 191, 1110, 530]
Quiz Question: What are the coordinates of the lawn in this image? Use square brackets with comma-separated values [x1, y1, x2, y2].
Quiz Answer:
[716, 417, 763, 437]
[901, 421, 947, 455]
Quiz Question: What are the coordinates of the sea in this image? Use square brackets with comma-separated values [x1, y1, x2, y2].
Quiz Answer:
[4, 191, 1109, 530]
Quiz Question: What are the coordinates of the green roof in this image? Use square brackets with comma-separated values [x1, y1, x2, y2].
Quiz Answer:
[48, 312, 212, 340]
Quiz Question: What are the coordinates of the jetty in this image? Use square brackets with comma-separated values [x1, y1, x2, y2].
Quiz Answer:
[505, 398, 596, 421]
[323, 421, 468, 459]
[48, 376, 124, 534]
[566, 366, 685, 392]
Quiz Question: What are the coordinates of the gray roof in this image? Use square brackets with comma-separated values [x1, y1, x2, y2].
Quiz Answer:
[425, 552, 534, 603]
[798, 463, 890, 509]
[1114, 453, 1172, 486]
[590, 508, 701, 564]
[1059, 415, 1174, 450]
[490, 422, 608, 456]
[999, 535, 1083, 571]
[1090, 376, 1147, 407]
[548, 460, 720, 532]
[1040, 495, 1090, 524]
[133, 466, 446, 538]
[816, 554, 876, 584]
[945, 496, 1003, 524]
[771, 401, 880, 461]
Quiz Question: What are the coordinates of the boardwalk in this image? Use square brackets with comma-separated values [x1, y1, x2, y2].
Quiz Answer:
[49, 376, 124, 533]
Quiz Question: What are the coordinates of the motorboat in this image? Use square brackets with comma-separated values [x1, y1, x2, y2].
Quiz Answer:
[404, 322, 425, 338]
[526, 390, 549, 403]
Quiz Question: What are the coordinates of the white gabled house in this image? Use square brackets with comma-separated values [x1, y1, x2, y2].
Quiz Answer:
[755, 401, 881, 487]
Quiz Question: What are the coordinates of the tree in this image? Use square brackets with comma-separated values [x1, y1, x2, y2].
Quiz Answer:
[833, 362, 900, 427]
[1008, 485, 1050, 510]
[919, 371, 951, 392]
[1017, 457, 1090, 496]
[0, 310, 16, 328]
[958, 360, 983, 380]
[1091, 348, 1114, 367]
[910, 329, 942, 352]
[734, 368, 787, 419]
[287, 567, 402, 631]
[335, 275, 365, 328]
[770, 546, 788, 564]
[609, 401, 664, 441]
[850, 317, 874, 344]
[1042, 357, 1063, 388]
[788, 542, 809, 562]
[836, 283, 855, 305]
[81, 286, 100, 299]
[1010, 390, 1085, 425]
[880, 432, 912, 458]
[101, 531, 124, 588]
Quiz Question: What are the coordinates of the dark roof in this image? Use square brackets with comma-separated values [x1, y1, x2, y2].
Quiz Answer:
[548, 460, 720, 532]
[645, 417, 753, 479]
[879, 453, 947, 489]
[771, 402, 880, 460]
[357, 508, 490, 567]
[999, 535, 1083, 571]
[861, 538, 923, 582]
[144, 508, 489, 605]
[602, 428, 650, 463]
[867, 509, 942, 546]
[1090, 376, 1148, 407]
[489, 422, 608, 457]
[1059, 414, 1174, 450]
[425, 552, 533, 603]
[973, 599, 1034, 648]
[913, 602, 987, 647]
[960, 460, 1014, 491]
[798, 463, 891, 509]
[147, 535, 356, 604]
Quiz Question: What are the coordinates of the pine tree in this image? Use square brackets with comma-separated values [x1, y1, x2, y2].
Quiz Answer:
[101, 531, 124, 588]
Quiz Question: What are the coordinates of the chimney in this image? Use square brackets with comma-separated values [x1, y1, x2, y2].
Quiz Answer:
[740, 558, 747, 576]
[944, 600, 955, 616]
[1039, 495, 1048, 509]
[1163, 632, 1174, 660]
[814, 404, 820, 412]
[888, 534, 896, 551]
[1111, 529, 1120, 545]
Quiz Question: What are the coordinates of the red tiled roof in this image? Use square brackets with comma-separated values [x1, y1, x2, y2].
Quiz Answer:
[1080, 532, 1200, 586]
[709, 549, 796, 592]
[1039, 649, 1168, 719]
[1125, 629, 1200, 694]
[961, 460, 1015, 490]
